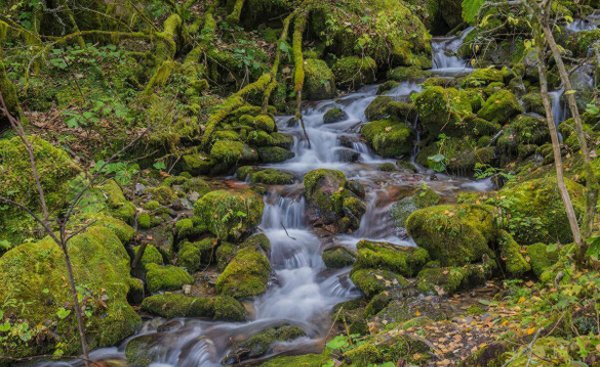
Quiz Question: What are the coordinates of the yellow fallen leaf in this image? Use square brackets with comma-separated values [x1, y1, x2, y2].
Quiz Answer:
[527, 327, 536, 335]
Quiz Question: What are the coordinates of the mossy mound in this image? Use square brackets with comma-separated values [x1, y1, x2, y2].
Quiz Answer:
[223, 324, 306, 364]
[332, 56, 377, 89]
[135, 244, 164, 268]
[175, 217, 203, 240]
[365, 96, 394, 121]
[194, 189, 264, 241]
[497, 230, 530, 277]
[177, 238, 217, 272]
[391, 184, 440, 227]
[0, 223, 140, 359]
[495, 177, 585, 244]
[416, 136, 496, 176]
[406, 204, 496, 266]
[140, 293, 246, 321]
[361, 119, 414, 158]
[414, 86, 476, 138]
[257, 146, 294, 163]
[259, 353, 330, 367]
[350, 268, 410, 298]
[497, 114, 549, 163]
[215, 246, 271, 299]
[323, 107, 349, 124]
[303, 58, 336, 100]
[477, 90, 523, 124]
[322, 246, 356, 268]
[303, 169, 366, 232]
[354, 240, 429, 277]
[145, 264, 194, 293]
[387, 66, 432, 82]
[460, 67, 505, 88]
[526, 243, 559, 279]
[236, 166, 295, 185]
[416, 262, 493, 295]
[209, 140, 258, 168]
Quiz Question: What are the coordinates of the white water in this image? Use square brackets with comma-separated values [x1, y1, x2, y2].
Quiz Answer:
[431, 26, 474, 73]
[549, 89, 568, 130]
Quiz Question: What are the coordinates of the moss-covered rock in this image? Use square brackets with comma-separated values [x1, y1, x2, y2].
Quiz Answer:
[391, 184, 440, 227]
[210, 140, 258, 167]
[257, 146, 294, 163]
[387, 66, 432, 82]
[332, 56, 377, 89]
[497, 230, 530, 277]
[525, 243, 559, 279]
[460, 67, 505, 88]
[360, 119, 413, 158]
[303, 169, 366, 232]
[322, 246, 356, 268]
[145, 264, 194, 293]
[414, 86, 476, 138]
[406, 204, 496, 266]
[223, 324, 306, 364]
[477, 90, 523, 124]
[354, 240, 429, 276]
[416, 259, 495, 295]
[194, 189, 264, 241]
[135, 244, 164, 268]
[323, 107, 349, 124]
[177, 238, 217, 272]
[236, 166, 295, 185]
[0, 223, 140, 359]
[259, 353, 330, 367]
[215, 246, 271, 299]
[350, 268, 410, 298]
[99, 179, 137, 222]
[495, 177, 585, 244]
[304, 58, 336, 100]
[522, 92, 545, 115]
[365, 96, 394, 121]
[140, 293, 246, 321]
[175, 217, 203, 239]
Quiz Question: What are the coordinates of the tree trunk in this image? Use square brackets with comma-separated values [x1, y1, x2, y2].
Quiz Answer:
[536, 45, 583, 246]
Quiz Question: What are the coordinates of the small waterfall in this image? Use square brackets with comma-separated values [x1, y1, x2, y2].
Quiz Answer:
[431, 27, 474, 73]
[549, 89, 568, 129]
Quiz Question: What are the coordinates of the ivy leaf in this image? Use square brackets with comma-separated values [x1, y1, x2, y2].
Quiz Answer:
[462, 0, 486, 24]
[56, 307, 71, 320]
[326, 335, 349, 350]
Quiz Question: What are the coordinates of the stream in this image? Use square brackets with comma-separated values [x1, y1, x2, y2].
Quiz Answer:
[36, 27, 496, 367]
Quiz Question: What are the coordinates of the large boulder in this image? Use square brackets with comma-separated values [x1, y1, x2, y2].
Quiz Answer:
[332, 56, 377, 89]
[495, 177, 585, 245]
[0, 136, 81, 248]
[360, 119, 413, 158]
[303, 169, 366, 232]
[215, 246, 271, 299]
[0, 223, 140, 360]
[141, 293, 246, 321]
[353, 240, 429, 277]
[145, 264, 194, 293]
[303, 58, 337, 100]
[477, 90, 523, 124]
[406, 204, 496, 266]
[194, 189, 264, 241]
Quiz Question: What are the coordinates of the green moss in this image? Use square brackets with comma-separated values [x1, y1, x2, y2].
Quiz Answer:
[377, 80, 401, 94]
[216, 246, 271, 299]
[406, 204, 495, 266]
[332, 56, 377, 89]
[98, 179, 136, 223]
[365, 96, 393, 121]
[460, 67, 505, 88]
[240, 233, 271, 253]
[144, 200, 161, 211]
[354, 240, 429, 276]
[210, 140, 253, 167]
[496, 177, 585, 244]
[180, 152, 215, 175]
[237, 167, 295, 185]
[303, 58, 336, 100]
[416, 266, 467, 295]
[259, 353, 330, 367]
[477, 90, 523, 124]
[175, 218, 203, 239]
[253, 114, 276, 132]
[497, 230, 530, 277]
[323, 107, 348, 124]
[177, 238, 217, 272]
[216, 241, 236, 271]
[350, 268, 410, 298]
[194, 189, 264, 241]
[145, 264, 193, 293]
[224, 324, 306, 363]
[141, 293, 246, 321]
[0, 224, 140, 358]
[136, 244, 164, 267]
[361, 119, 413, 158]
[257, 146, 294, 163]
[137, 212, 153, 229]
[145, 185, 177, 206]
[414, 86, 475, 138]
[387, 66, 432, 82]
[526, 243, 559, 278]
[344, 343, 383, 366]
[322, 246, 356, 268]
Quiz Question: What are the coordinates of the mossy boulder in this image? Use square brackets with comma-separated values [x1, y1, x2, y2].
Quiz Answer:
[416, 136, 496, 175]
[210, 140, 258, 167]
[416, 257, 496, 295]
[0, 223, 140, 359]
[304, 58, 337, 100]
[460, 67, 505, 88]
[322, 246, 356, 268]
[135, 244, 164, 268]
[522, 92, 545, 115]
[257, 146, 294, 163]
[140, 293, 246, 321]
[414, 86, 475, 137]
[361, 119, 413, 158]
[215, 246, 271, 299]
[387, 66, 432, 82]
[223, 324, 306, 364]
[391, 184, 440, 227]
[323, 107, 349, 124]
[236, 166, 295, 185]
[526, 243, 559, 278]
[477, 90, 523, 124]
[194, 189, 264, 241]
[495, 177, 585, 244]
[365, 96, 394, 120]
[497, 230, 530, 277]
[177, 238, 217, 272]
[406, 204, 496, 266]
[0, 136, 81, 247]
[179, 151, 215, 175]
[350, 268, 410, 298]
[354, 240, 429, 277]
[175, 217, 203, 240]
[145, 264, 194, 293]
[303, 169, 366, 232]
[332, 56, 377, 89]
[98, 179, 137, 222]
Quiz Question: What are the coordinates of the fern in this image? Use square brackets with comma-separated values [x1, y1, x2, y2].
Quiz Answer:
[462, 0, 485, 24]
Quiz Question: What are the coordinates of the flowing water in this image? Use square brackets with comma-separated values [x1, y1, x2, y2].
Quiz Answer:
[431, 26, 474, 73]
[34, 27, 490, 367]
